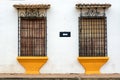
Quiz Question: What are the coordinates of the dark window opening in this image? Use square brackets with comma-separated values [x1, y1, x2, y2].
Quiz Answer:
[19, 17, 46, 56]
[79, 17, 107, 56]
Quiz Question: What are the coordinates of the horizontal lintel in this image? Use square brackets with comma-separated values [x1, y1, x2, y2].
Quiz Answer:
[13, 4, 50, 9]
[76, 3, 111, 9]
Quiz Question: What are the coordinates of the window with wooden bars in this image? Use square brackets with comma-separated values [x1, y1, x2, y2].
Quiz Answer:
[20, 17, 46, 56]
[79, 17, 107, 56]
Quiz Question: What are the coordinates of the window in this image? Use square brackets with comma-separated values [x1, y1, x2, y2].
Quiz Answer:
[14, 4, 50, 56]
[79, 17, 107, 56]
[76, 4, 111, 56]
[20, 17, 46, 56]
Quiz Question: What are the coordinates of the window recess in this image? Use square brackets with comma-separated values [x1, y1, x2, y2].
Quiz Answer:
[14, 4, 50, 56]
[76, 3, 111, 57]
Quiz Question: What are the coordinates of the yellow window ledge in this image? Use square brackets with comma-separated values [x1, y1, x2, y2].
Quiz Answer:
[78, 57, 109, 74]
[17, 56, 48, 74]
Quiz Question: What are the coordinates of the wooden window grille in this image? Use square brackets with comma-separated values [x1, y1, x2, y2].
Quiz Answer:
[79, 17, 107, 56]
[20, 17, 46, 56]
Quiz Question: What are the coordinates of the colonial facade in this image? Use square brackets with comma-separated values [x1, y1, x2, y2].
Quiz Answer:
[0, 0, 119, 74]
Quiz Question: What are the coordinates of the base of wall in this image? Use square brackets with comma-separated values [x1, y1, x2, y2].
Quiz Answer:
[17, 56, 48, 74]
[78, 57, 109, 74]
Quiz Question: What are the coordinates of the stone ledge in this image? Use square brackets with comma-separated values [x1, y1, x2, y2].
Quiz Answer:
[0, 74, 120, 80]
[0, 78, 79, 80]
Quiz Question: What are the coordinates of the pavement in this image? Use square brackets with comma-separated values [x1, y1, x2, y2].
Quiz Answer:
[0, 73, 120, 78]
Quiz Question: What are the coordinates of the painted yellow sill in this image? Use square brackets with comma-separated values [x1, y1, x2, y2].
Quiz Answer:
[17, 56, 48, 74]
[78, 57, 109, 74]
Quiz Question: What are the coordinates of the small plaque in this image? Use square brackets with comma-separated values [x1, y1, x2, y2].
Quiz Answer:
[60, 32, 71, 37]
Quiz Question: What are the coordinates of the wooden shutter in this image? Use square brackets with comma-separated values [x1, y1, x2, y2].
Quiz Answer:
[20, 17, 46, 56]
[79, 17, 107, 56]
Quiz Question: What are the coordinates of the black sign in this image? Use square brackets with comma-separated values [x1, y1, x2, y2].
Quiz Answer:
[59, 32, 71, 37]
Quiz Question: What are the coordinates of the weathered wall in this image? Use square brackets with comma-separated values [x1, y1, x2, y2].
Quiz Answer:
[0, 0, 120, 73]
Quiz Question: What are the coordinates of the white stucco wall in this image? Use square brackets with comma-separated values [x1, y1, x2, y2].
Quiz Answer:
[0, 0, 120, 73]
